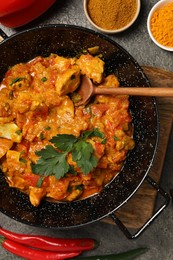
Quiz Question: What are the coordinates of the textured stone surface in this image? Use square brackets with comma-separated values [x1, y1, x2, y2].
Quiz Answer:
[0, 1, 173, 259]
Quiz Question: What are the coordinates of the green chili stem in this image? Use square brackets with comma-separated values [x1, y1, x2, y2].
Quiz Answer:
[73, 247, 148, 260]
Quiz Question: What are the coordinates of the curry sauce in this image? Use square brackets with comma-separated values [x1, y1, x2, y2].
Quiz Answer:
[0, 52, 134, 206]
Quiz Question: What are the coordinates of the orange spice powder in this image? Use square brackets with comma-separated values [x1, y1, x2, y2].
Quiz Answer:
[87, 0, 137, 30]
[150, 3, 173, 47]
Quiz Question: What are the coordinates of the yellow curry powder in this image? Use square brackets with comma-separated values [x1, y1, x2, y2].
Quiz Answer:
[87, 0, 137, 30]
[150, 3, 173, 47]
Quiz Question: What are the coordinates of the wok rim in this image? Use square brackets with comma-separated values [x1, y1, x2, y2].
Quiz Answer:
[0, 24, 159, 229]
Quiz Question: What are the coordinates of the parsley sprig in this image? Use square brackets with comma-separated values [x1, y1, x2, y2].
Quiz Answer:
[31, 129, 105, 180]
[10, 77, 26, 86]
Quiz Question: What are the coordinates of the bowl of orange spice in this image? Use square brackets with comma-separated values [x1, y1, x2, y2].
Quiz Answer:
[147, 0, 173, 51]
[84, 0, 141, 34]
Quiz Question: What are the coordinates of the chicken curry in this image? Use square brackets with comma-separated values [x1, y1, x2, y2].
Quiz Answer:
[0, 50, 135, 206]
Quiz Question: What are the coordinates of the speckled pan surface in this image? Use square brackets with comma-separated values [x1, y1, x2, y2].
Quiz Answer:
[0, 25, 159, 228]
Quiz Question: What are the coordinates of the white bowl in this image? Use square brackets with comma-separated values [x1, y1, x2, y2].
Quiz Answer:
[83, 0, 141, 34]
[147, 0, 173, 51]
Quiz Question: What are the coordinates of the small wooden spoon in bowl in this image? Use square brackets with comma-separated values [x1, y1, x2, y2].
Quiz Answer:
[74, 75, 173, 106]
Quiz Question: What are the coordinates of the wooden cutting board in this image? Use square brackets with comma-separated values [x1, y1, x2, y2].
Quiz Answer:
[102, 66, 173, 228]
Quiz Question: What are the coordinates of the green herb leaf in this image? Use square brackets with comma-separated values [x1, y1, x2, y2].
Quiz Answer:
[41, 77, 47, 82]
[81, 128, 105, 140]
[101, 138, 107, 144]
[72, 140, 98, 174]
[44, 126, 51, 130]
[50, 134, 77, 152]
[39, 132, 45, 140]
[36, 177, 44, 187]
[31, 129, 105, 180]
[19, 158, 27, 163]
[15, 129, 22, 135]
[68, 165, 77, 175]
[31, 145, 69, 179]
[9, 90, 14, 99]
[10, 77, 26, 86]
[85, 106, 92, 114]
[75, 185, 83, 191]
[114, 135, 119, 141]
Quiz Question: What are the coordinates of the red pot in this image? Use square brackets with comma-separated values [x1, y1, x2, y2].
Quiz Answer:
[0, 0, 56, 28]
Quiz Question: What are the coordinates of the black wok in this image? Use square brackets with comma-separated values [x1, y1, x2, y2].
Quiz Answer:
[0, 25, 170, 238]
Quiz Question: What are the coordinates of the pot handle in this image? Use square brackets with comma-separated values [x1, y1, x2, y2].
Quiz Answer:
[109, 175, 170, 239]
[0, 28, 8, 41]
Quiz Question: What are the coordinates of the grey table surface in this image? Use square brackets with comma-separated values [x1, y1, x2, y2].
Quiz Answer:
[0, 1, 173, 259]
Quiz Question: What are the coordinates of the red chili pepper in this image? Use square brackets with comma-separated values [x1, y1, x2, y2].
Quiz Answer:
[0, 227, 97, 252]
[0, 236, 81, 260]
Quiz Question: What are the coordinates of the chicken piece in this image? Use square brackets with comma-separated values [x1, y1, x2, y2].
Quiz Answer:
[0, 88, 13, 120]
[87, 46, 100, 55]
[76, 54, 104, 83]
[0, 92, 12, 118]
[0, 138, 13, 159]
[102, 74, 120, 88]
[13, 92, 32, 114]
[93, 170, 105, 186]
[88, 139, 105, 160]
[7, 175, 26, 190]
[53, 55, 76, 72]
[29, 186, 46, 207]
[3, 63, 32, 91]
[66, 188, 83, 201]
[0, 122, 22, 143]
[4, 150, 28, 177]
[55, 66, 81, 96]
[47, 176, 70, 200]
[56, 96, 75, 120]
[6, 150, 20, 162]
[9, 75, 31, 91]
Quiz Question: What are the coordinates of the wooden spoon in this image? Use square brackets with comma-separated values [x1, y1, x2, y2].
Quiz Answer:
[74, 75, 173, 106]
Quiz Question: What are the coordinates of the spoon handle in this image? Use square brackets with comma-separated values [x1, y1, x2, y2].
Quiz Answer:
[94, 87, 173, 97]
